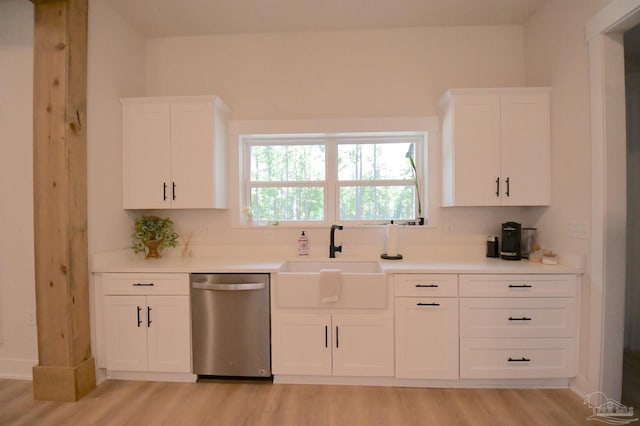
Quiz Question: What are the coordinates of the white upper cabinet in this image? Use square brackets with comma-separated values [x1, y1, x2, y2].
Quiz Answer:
[439, 88, 551, 207]
[122, 96, 229, 209]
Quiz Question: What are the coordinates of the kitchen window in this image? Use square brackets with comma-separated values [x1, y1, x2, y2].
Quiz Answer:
[241, 132, 426, 225]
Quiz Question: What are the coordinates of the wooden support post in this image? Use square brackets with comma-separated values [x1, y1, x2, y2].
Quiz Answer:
[31, 0, 95, 401]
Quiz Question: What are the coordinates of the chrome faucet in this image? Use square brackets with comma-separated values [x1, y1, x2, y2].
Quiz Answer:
[329, 224, 343, 258]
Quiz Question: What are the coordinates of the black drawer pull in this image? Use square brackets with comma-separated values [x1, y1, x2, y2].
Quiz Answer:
[416, 284, 439, 288]
[147, 306, 152, 327]
[136, 306, 142, 327]
[508, 284, 532, 288]
[508, 357, 531, 362]
[417, 302, 440, 306]
[132, 282, 154, 287]
[508, 317, 532, 321]
[325, 326, 328, 348]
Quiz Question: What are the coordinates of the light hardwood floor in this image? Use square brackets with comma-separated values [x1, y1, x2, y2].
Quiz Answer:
[1, 378, 598, 425]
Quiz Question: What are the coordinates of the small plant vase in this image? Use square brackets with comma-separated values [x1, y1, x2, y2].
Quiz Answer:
[143, 239, 163, 259]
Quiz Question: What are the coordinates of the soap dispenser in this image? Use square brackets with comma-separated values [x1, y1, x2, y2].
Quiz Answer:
[298, 231, 309, 256]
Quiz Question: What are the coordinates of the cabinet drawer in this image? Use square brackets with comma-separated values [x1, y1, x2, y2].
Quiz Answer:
[460, 298, 577, 338]
[459, 274, 577, 297]
[394, 274, 458, 297]
[103, 273, 189, 295]
[460, 338, 576, 379]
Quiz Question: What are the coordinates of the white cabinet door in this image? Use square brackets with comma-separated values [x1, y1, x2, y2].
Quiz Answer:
[105, 295, 148, 371]
[500, 93, 551, 206]
[146, 296, 191, 373]
[332, 314, 393, 377]
[442, 93, 501, 206]
[122, 103, 172, 209]
[271, 313, 332, 376]
[395, 298, 459, 379]
[170, 102, 216, 209]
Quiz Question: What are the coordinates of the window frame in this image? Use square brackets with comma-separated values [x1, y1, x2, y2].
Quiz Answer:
[226, 116, 443, 230]
[241, 132, 425, 226]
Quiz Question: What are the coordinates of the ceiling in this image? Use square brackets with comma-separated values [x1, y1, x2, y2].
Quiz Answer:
[106, 0, 548, 38]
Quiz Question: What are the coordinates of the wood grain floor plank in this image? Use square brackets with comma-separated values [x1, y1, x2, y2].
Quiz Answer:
[0, 378, 605, 425]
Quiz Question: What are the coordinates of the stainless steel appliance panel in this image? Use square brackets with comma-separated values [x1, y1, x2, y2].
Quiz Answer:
[190, 273, 271, 378]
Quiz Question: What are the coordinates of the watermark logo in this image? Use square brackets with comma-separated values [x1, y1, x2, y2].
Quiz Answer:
[584, 392, 639, 425]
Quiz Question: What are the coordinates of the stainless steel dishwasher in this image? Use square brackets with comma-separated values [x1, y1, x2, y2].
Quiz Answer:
[190, 273, 271, 378]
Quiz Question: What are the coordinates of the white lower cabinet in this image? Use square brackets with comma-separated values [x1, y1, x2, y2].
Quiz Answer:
[103, 273, 191, 374]
[459, 274, 578, 380]
[271, 312, 393, 377]
[393, 274, 459, 380]
[395, 298, 459, 379]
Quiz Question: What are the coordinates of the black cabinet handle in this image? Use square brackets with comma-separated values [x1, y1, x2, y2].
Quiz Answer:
[172, 182, 176, 201]
[495, 177, 500, 197]
[136, 306, 142, 327]
[325, 326, 328, 348]
[505, 177, 510, 197]
[508, 284, 532, 288]
[163, 182, 167, 201]
[508, 316, 532, 321]
[417, 302, 440, 306]
[147, 306, 152, 327]
[508, 357, 531, 362]
[132, 282, 154, 287]
[416, 284, 439, 288]
[335, 326, 339, 348]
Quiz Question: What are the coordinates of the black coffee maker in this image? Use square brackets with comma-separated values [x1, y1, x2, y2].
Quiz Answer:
[500, 222, 521, 260]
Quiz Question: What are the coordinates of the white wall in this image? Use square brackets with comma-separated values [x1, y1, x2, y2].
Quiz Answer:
[87, 0, 146, 254]
[523, 0, 614, 394]
[0, 0, 37, 378]
[116, 25, 542, 256]
[145, 26, 525, 119]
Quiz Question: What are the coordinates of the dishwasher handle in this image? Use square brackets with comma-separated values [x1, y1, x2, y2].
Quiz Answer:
[191, 281, 266, 291]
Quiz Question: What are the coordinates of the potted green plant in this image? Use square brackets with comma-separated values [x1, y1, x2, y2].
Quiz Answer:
[131, 215, 179, 259]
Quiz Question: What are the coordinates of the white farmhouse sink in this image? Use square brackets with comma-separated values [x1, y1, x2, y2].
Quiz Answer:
[276, 260, 387, 309]
[279, 260, 382, 274]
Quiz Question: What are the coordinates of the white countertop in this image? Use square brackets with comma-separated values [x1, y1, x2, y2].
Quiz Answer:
[379, 257, 578, 274]
[92, 247, 582, 275]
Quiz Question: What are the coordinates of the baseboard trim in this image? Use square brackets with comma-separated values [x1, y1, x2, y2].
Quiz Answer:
[273, 375, 570, 389]
[106, 370, 197, 383]
[0, 358, 37, 380]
